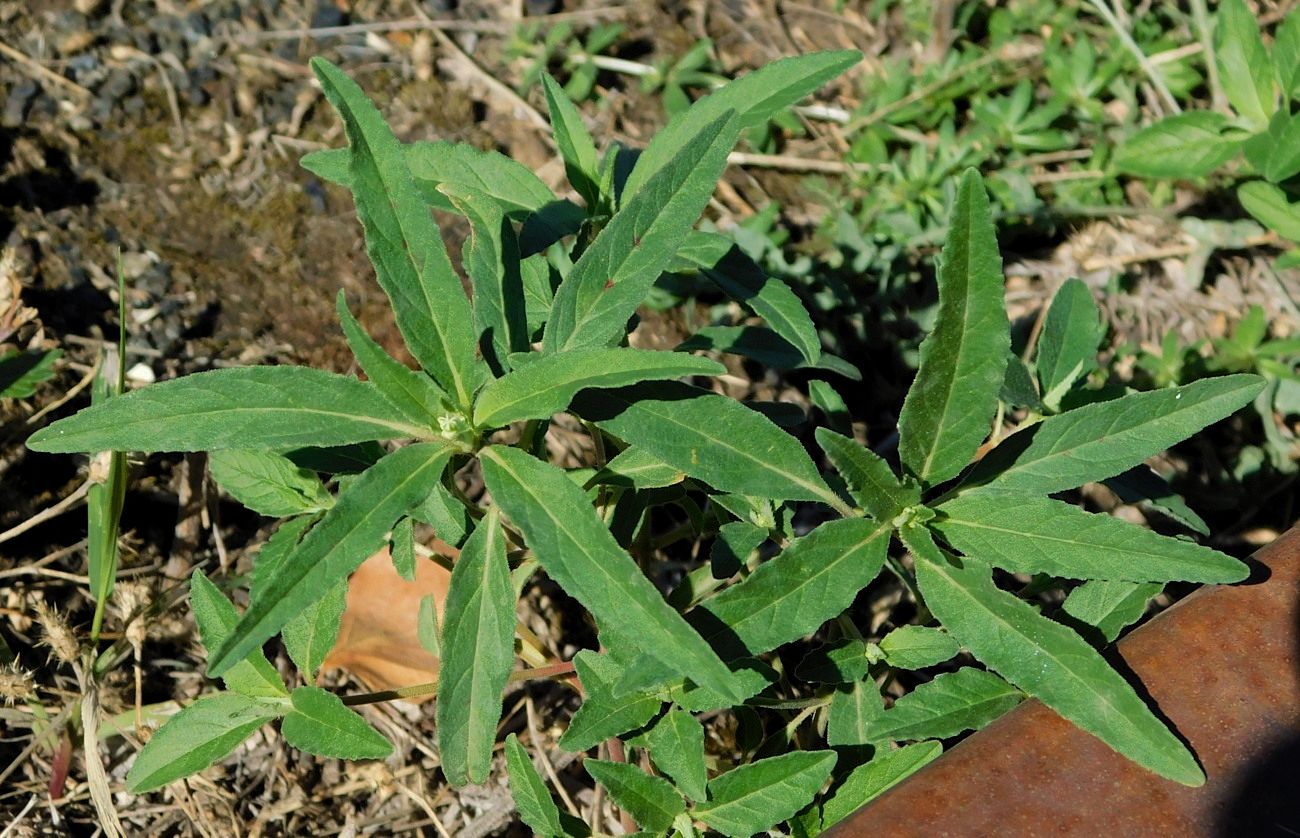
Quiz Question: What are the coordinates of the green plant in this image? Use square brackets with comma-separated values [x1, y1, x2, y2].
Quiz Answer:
[27, 51, 1264, 832]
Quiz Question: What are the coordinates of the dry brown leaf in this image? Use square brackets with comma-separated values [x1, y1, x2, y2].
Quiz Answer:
[321, 548, 451, 702]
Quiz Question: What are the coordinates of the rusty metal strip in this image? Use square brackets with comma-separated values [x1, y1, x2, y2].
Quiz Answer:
[829, 526, 1300, 836]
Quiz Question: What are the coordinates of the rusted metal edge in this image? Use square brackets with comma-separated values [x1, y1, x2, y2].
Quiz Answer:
[828, 525, 1300, 837]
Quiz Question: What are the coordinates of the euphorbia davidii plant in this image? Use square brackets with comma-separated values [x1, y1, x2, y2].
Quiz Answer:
[29, 50, 1262, 834]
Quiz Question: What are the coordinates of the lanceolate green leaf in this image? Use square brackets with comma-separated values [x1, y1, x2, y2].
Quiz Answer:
[541, 73, 601, 207]
[691, 517, 890, 658]
[559, 651, 662, 751]
[1060, 580, 1162, 644]
[479, 445, 741, 700]
[1113, 113, 1239, 178]
[335, 291, 447, 425]
[934, 491, 1247, 583]
[1214, 0, 1275, 128]
[645, 709, 708, 801]
[878, 625, 961, 670]
[590, 446, 687, 489]
[543, 110, 740, 353]
[473, 349, 724, 428]
[281, 685, 392, 759]
[208, 449, 334, 517]
[441, 184, 531, 376]
[310, 57, 481, 407]
[897, 169, 1010, 487]
[189, 571, 287, 698]
[815, 428, 918, 521]
[826, 675, 886, 747]
[281, 578, 347, 679]
[26, 367, 432, 454]
[962, 375, 1265, 495]
[623, 50, 860, 200]
[126, 693, 284, 793]
[819, 742, 942, 830]
[505, 734, 564, 838]
[1037, 279, 1103, 410]
[438, 509, 516, 787]
[869, 667, 1021, 743]
[693, 751, 838, 838]
[905, 525, 1204, 786]
[573, 381, 839, 507]
[584, 759, 685, 832]
[208, 442, 455, 676]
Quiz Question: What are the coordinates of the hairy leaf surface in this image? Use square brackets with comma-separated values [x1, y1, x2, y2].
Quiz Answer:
[693, 751, 837, 838]
[209, 449, 334, 517]
[281, 685, 392, 759]
[585, 759, 684, 831]
[870, 667, 1021, 742]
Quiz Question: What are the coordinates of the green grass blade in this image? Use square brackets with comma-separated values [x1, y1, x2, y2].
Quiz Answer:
[125, 693, 284, 793]
[906, 524, 1204, 786]
[310, 57, 481, 407]
[542, 111, 739, 353]
[573, 381, 841, 507]
[335, 291, 447, 425]
[963, 374, 1266, 495]
[437, 509, 516, 787]
[692, 751, 837, 838]
[623, 50, 860, 200]
[898, 169, 1010, 487]
[479, 445, 742, 701]
[690, 517, 890, 658]
[473, 348, 723, 428]
[207, 442, 454, 676]
[934, 491, 1246, 583]
[27, 367, 433, 453]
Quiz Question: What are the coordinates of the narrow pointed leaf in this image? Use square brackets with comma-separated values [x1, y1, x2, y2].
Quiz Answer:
[573, 381, 838, 505]
[878, 625, 961, 670]
[906, 525, 1204, 786]
[209, 449, 334, 517]
[589, 446, 687, 490]
[585, 759, 685, 832]
[559, 651, 662, 751]
[645, 709, 708, 801]
[303, 140, 556, 217]
[473, 348, 724, 428]
[441, 184, 531, 375]
[623, 50, 860, 199]
[542, 73, 601, 207]
[189, 571, 287, 698]
[820, 742, 942, 829]
[816, 428, 918, 521]
[1060, 580, 1163, 644]
[963, 374, 1265, 495]
[690, 517, 890, 658]
[479, 445, 741, 700]
[336, 291, 447, 424]
[281, 685, 392, 759]
[934, 491, 1247, 583]
[310, 57, 481, 406]
[390, 515, 416, 580]
[693, 751, 837, 838]
[282, 578, 347, 679]
[678, 326, 858, 379]
[795, 639, 870, 684]
[506, 734, 564, 838]
[126, 693, 284, 793]
[1214, 0, 1275, 127]
[898, 169, 1009, 487]
[543, 111, 739, 353]
[249, 516, 315, 605]
[208, 442, 454, 676]
[1103, 466, 1209, 536]
[26, 367, 431, 453]
[870, 668, 1021, 742]
[438, 509, 516, 787]
[1037, 278, 1103, 410]
[826, 675, 886, 747]
[1114, 112, 1239, 178]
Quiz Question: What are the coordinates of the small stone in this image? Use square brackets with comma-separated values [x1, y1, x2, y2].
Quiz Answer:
[2, 80, 39, 128]
[98, 68, 136, 100]
[57, 30, 97, 55]
[126, 362, 155, 385]
[120, 252, 154, 281]
[310, 1, 346, 29]
[73, 0, 104, 14]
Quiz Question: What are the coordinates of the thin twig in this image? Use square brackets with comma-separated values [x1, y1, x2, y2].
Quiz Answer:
[726, 151, 880, 175]
[27, 351, 101, 425]
[1086, 0, 1180, 115]
[0, 42, 93, 100]
[0, 481, 90, 546]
